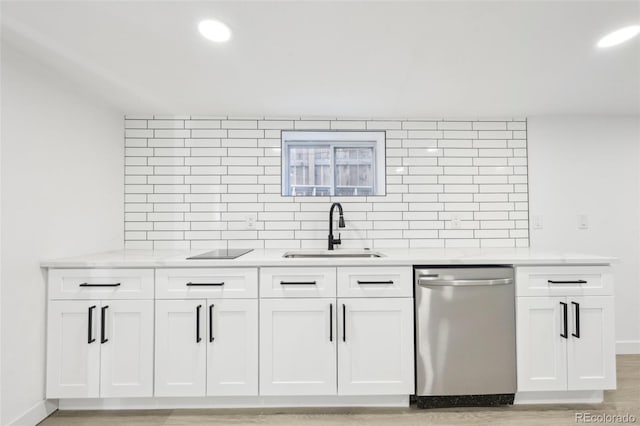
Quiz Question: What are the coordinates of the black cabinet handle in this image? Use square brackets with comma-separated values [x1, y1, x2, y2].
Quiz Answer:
[209, 304, 215, 343]
[100, 305, 109, 343]
[79, 282, 121, 287]
[329, 303, 333, 342]
[186, 282, 224, 286]
[548, 280, 587, 284]
[572, 301, 581, 338]
[280, 281, 317, 285]
[88, 305, 96, 344]
[357, 280, 394, 285]
[342, 304, 346, 342]
[560, 302, 568, 339]
[196, 304, 202, 343]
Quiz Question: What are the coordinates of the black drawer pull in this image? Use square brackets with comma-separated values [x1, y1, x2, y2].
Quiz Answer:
[548, 280, 587, 284]
[342, 304, 347, 342]
[101, 305, 109, 344]
[79, 282, 121, 287]
[186, 282, 225, 286]
[209, 304, 215, 343]
[88, 305, 96, 344]
[280, 281, 317, 285]
[357, 280, 394, 285]
[196, 304, 202, 343]
[329, 303, 333, 342]
[560, 301, 568, 339]
[572, 301, 581, 338]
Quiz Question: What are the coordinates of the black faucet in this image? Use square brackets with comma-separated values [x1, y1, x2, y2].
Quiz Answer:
[328, 202, 346, 250]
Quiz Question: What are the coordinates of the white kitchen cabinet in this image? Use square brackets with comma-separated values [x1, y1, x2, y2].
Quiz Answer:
[207, 299, 258, 396]
[48, 268, 154, 300]
[155, 298, 259, 397]
[100, 300, 154, 397]
[337, 267, 412, 298]
[155, 300, 207, 397]
[47, 299, 153, 398]
[567, 296, 616, 390]
[259, 298, 337, 395]
[155, 268, 258, 299]
[516, 297, 568, 391]
[516, 266, 612, 297]
[259, 267, 336, 298]
[516, 295, 616, 392]
[338, 298, 414, 395]
[47, 301, 101, 398]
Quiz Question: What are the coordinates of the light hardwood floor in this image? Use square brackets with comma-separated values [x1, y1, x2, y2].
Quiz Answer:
[40, 355, 639, 426]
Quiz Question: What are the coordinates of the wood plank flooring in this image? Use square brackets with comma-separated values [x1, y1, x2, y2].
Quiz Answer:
[40, 355, 639, 426]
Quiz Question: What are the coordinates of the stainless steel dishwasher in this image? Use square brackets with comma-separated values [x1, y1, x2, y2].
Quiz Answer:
[414, 266, 516, 408]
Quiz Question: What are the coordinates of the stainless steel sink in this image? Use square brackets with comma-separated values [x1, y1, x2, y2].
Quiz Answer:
[283, 250, 384, 258]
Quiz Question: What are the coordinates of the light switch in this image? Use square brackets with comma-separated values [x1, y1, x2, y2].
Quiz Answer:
[245, 216, 256, 230]
[578, 214, 589, 229]
[532, 215, 543, 230]
[451, 214, 462, 229]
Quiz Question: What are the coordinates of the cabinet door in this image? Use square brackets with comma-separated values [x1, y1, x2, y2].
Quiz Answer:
[46, 300, 100, 398]
[207, 299, 258, 396]
[260, 298, 336, 395]
[516, 297, 568, 391]
[338, 298, 414, 395]
[100, 300, 154, 397]
[155, 300, 206, 396]
[567, 296, 616, 390]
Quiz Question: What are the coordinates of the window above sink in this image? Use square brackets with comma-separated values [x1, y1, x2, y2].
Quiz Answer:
[281, 130, 386, 197]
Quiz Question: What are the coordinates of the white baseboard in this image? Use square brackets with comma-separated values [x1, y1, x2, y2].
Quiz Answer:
[616, 340, 640, 354]
[59, 395, 409, 410]
[8, 399, 58, 426]
[514, 390, 603, 405]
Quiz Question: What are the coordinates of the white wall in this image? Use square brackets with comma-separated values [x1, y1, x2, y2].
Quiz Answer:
[528, 116, 640, 353]
[0, 45, 123, 425]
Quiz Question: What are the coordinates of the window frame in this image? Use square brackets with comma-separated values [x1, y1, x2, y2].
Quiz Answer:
[281, 130, 386, 197]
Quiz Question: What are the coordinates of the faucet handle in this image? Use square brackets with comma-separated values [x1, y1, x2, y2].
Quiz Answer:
[336, 233, 342, 244]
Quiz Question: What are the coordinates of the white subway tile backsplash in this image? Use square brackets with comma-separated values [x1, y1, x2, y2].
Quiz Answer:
[507, 121, 527, 130]
[125, 129, 153, 138]
[186, 120, 221, 129]
[402, 121, 438, 130]
[191, 129, 227, 138]
[478, 130, 512, 139]
[125, 117, 528, 249]
[148, 138, 185, 148]
[154, 129, 190, 138]
[367, 120, 402, 130]
[294, 120, 331, 130]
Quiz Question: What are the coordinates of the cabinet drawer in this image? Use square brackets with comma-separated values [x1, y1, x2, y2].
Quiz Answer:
[337, 267, 412, 298]
[260, 267, 336, 298]
[516, 266, 613, 297]
[155, 268, 257, 299]
[48, 269, 154, 300]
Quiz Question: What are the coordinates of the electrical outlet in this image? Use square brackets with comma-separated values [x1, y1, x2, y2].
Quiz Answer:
[245, 216, 256, 230]
[532, 215, 543, 230]
[451, 214, 462, 229]
[578, 214, 589, 230]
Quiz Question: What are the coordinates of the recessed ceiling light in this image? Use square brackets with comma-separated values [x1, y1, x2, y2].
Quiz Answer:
[597, 25, 640, 48]
[198, 19, 231, 43]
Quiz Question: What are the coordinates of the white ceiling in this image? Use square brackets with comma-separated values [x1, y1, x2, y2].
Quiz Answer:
[2, 0, 640, 117]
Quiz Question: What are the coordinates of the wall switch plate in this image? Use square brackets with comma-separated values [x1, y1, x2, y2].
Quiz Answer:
[451, 214, 462, 230]
[532, 215, 543, 230]
[245, 216, 256, 230]
[578, 214, 589, 229]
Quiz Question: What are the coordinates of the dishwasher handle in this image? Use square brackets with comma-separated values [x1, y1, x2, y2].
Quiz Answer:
[418, 277, 514, 287]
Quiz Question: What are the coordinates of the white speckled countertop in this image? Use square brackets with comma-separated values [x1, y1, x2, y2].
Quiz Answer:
[40, 248, 615, 268]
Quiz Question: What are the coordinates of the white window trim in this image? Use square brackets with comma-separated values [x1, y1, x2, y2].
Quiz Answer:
[281, 131, 386, 197]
